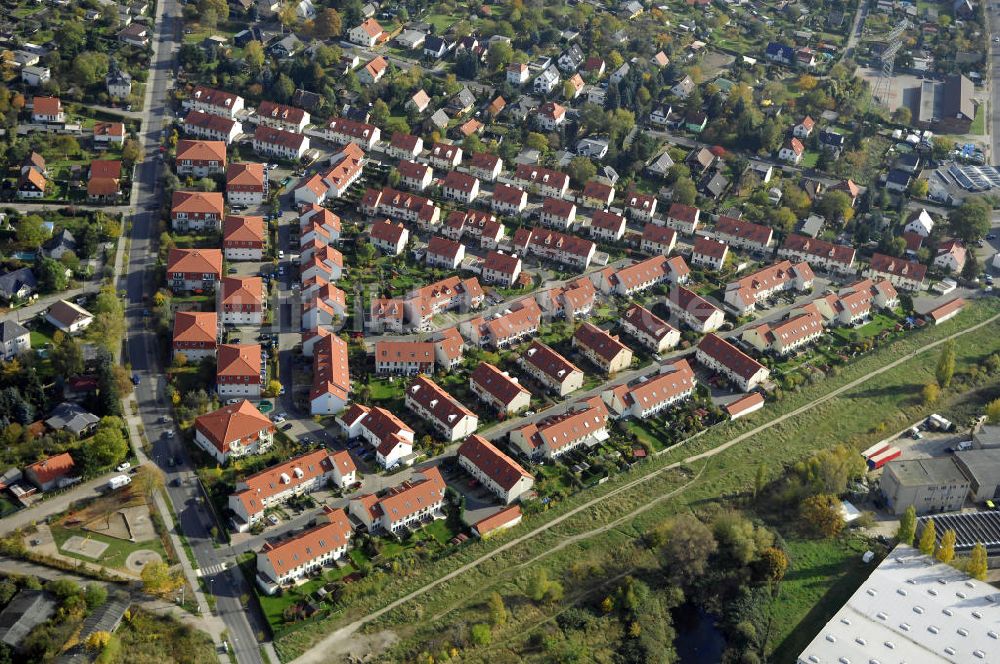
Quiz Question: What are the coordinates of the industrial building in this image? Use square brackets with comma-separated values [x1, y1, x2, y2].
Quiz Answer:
[879, 457, 970, 515]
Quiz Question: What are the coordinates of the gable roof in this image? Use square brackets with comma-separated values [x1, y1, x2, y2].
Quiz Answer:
[457, 434, 532, 491]
[195, 400, 272, 451]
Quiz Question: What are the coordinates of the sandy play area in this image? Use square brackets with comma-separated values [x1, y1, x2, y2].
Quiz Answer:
[62, 535, 109, 560]
[84, 504, 155, 542]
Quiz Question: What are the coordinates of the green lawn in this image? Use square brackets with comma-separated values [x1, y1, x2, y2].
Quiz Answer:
[800, 151, 820, 168]
[50, 522, 169, 572]
[830, 313, 900, 341]
[768, 536, 873, 660]
[970, 102, 986, 136]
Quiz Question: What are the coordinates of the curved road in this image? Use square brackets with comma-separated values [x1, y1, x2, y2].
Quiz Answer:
[290, 306, 1000, 663]
[119, 1, 265, 662]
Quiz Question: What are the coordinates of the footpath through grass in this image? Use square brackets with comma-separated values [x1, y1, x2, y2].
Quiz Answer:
[274, 299, 1000, 661]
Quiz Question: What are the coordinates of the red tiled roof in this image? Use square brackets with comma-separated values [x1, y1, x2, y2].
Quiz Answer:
[470, 363, 530, 406]
[457, 434, 532, 491]
[195, 400, 272, 453]
[697, 333, 766, 382]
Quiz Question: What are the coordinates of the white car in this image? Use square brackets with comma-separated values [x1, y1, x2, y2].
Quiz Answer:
[267, 514, 279, 525]
[273, 415, 286, 423]
[116, 462, 131, 472]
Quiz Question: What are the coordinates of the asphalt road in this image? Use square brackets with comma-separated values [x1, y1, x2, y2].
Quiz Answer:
[119, 1, 265, 662]
[990, 4, 1000, 161]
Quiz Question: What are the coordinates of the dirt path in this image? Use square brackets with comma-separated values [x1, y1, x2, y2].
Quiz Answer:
[290, 310, 1000, 664]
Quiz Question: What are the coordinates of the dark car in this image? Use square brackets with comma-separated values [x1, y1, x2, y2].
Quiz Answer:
[131, 373, 141, 386]
[281, 422, 294, 431]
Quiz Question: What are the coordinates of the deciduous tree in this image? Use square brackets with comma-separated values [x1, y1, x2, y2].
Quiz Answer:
[967, 542, 988, 580]
[936, 528, 956, 563]
[936, 339, 955, 388]
[918, 518, 936, 556]
[896, 505, 916, 545]
[799, 494, 844, 538]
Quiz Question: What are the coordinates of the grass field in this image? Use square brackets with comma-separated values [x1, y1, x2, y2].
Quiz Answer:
[971, 102, 986, 136]
[50, 522, 169, 572]
[273, 299, 1000, 660]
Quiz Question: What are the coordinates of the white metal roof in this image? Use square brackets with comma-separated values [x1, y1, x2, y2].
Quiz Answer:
[797, 544, 1000, 664]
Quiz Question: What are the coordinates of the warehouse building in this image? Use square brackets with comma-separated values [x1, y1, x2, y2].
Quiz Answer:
[879, 457, 970, 515]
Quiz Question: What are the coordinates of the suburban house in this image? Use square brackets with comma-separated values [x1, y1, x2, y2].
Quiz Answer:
[536, 101, 566, 131]
[516, 228, 596, 270]
[188, 85, 245, 118]
[183, 110, 242, 144]
[491, 183, 529, 215]
[866, 253, 927, 291]
[469, 152, 503, 182]
[226, 162, 267, 207]
[368, 219, 409, 256]
[222, 215, 265, 261]
[624, 192, 657, 223]
[469, 363, 532, 415]
[348, 18, 384, 47]
[25, 453, 77, 491]
[386, 132, 423, 160]
[595, 255, 691, 297]
[507, 63, 530, 85]
[696, 333, 770, 392]
[481, 250, 522, 288]
[359, 56, 388, 85]
[310, 334, 351, 416]
[397, 159, 434, 191]
[933, 240, 967, 274]
[31, 96, 64, 123]
[405, 375, 479, 442]
[664, 203, 701, 234]
[713, 216, 774, 253]
[539, 197, 577, 229]
[86, 160, 123, 203]
[811, 278, 899, 327]
[45, 300, 94, 335]
[425, 236, 466, 270]
[360, 187, 441, 228]
[428, 142, 463, 170]
[218, 276, 265, 326]
[175, 139, 227, 176]
[602, 359, 696, 419]
[778, 234, 857, 275]
[463, 298, 541, 349]
[338, 403, 414, 469]
[742, 309, 825, 356]
[93, 122, 126, 146]
[513, 164, 569, 198]
[171, 190, 224, 231]
[0, 320, 30, 360]
[905, 209, 935, 237]
[255, 507, 352, 594]
[457, 435, 535, 504]
[723, 260, 815, 315]
[172, 311, 218, 361]
[347, 467, 445, 534]
[641, 224, 678, 256]
[216, 344, 264, 399]
[590, 210, 626, 242]
[441, 171, 480, 204]
[229, 450, 355, 532]
[665, 285, 725, 333]
[166, 248, 223, 292]
[194, 400, 274, 464]
[320, 117, 380, 150]
[0, 268, 37, 303]
[691, 236, 729, 271]
[518, 340, 584, 396]
[44, 403, 99, 438]
[510, 397, 609, 460]
[255, 101, 310, 133]
[252, 126, 310, 161]
[778, 138, 805, 164]
[620, 304, 680, 353]
[793, 116, 815, 138]
[581, 180, 615, 209]
[572, 322, 634, 375]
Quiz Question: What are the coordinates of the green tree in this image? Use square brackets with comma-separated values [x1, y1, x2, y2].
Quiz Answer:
[487, 41, 513, 70]
[672, 177, 697, 205]
[244, 41, 265, 71]
[83, 584, 108, 610]
[753, 463, 769, 498]
[198, 0, 229, 21]
[800, 494, 844, 538]
[922, 382, 940, 405]
[16, 215, 48, 246]
[967, 542, 988, 580]
[896, 505, 917, 545]
[661, 514, 717, 585]
[122, 139, 143, 164]
[51, 332, 84, 377]
[772, 207, 798, 233]
[72, 52, 110, 86]
[141, 561, 181, 594]
[87, 417, 129, 469]
[487, 591, 507, 626]
[757, 546, 789, 587]
[892, 106, 912, 125]
[371, 99, 390, 126]
[470, 623, 491, 646]
[910, 179, 929, 198]
[948, 199, 991, 242]
[316, 8, 343, 38]
[526, 568, 549, 602]
[936, 528, 956, 563]
[936, 339, 955, 388]
[525, 132, 549, 152]
[918, 518, 936, 556]
[986, 398, 1000, 423]
[37, 257, 68, 293]
[566, 156, 597, 187]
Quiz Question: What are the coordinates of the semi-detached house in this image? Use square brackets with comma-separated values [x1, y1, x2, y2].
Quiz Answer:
[811, 279, 899, 327]
[216, 344, 264, 399]
[469, 152, 503, 182]
[255, 101, 310, 133]
[386, 132, 423, 160]
[723, 260, 814, 315]
[539, 197, 577, 229]
[369, 219, 409, 256]
[581, 180, 615, 209]
[866, 253, 927, 291]
[397, 159, 434, 191]
[590, 210, 626, 242]
[457, 434, 535, 504]
[695, 333, 770, 392]
[255, 507, 352, 594]
[405, 375, 478, 442]
[778, 234, 857, 275]
[229, 450, 355, 532]
[428, 142, 462, 169]
[166, 248, 222, 293]
[536, 278, 596, 319]
[510, 397, 609, 460]
[641, 224, 678, 256]
[469, 363, 532, 415]
[663, 203, 701, 234]
[223, 215, 265, 261]
[518, 340, 584, 396]
[252, 126, 309, 161]
[491, 183, 528, 215]
[572, 322, 634, 375]
[226, 162, 267, 206]
[620, 304, 680, 353]
[218, 276, 265, 326]
[348, 467, 445, 534]
[625, 192, 657, 222]
[463, 298, 540, 349]
[665, 285, 725, 333]
[321, 117, 380, 150]
[443, 210, 504, 249]
[601, 359, 696, 419]
[481, 250, 522, 287]
[513, 163, 570, 198]
[172, 311, 218, 361]
[713, 216, 774, 253]
[426, 236, 466, 270]
[188, 85, 244, 118]
[596, 255, 690, 296]
[176, 139, 227, 177]
[691, 236, 729, 271]
[171, 190, 224, 231]
[441, 171, 480, 204]
[183, 110, 242, 144]
[337, 403, 415, 469]
[741, 309, 824, 356]
[194, 400, 274, 464]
